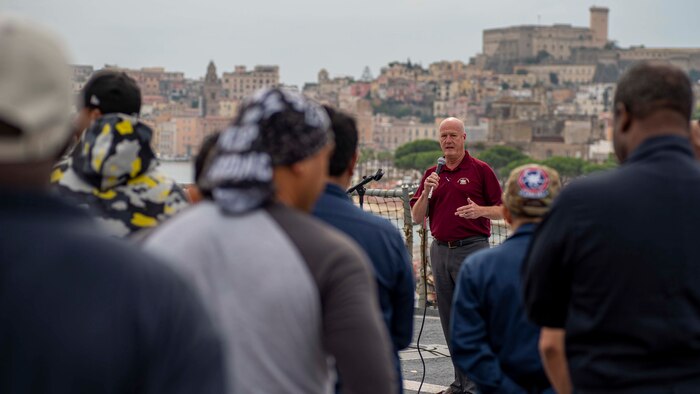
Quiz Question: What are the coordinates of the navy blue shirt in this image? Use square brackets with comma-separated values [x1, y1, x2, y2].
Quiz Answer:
[523, 136, 700, 391]
[0, 191, 226, 394]
[313, 183, 415, 388]
[451, 224, 551, 394]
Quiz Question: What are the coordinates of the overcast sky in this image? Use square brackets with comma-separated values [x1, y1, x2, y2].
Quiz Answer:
[3, 0, 699, 87]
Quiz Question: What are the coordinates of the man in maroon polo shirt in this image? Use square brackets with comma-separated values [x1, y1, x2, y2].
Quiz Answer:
[411, 117, 503, 394]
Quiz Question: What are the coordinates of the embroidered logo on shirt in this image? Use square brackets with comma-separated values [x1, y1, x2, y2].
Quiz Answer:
[518, 167, 550, 198]
[458, 177, 469, 185]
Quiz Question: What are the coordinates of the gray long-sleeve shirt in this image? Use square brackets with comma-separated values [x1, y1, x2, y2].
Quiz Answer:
[145, 201, 396, 394]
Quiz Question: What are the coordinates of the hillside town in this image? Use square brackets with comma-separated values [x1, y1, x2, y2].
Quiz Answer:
[70, 6, 700, 164]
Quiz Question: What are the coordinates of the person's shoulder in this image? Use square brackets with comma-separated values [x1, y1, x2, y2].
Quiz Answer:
[146, 202, 218, 243]
[462, 242, 522, 288]
[124, 167, 180, 192]
[59, 224, 186, 286]
[557, 168, 621, 205]
[313, 188, 347, 216]
[91, 238, 205, 321]
[352, 209, 406, 252]
[464, 245, 501, 273]
[50, 158, 91, 193]
[422, 164, 438, 175]
[470, 155, 487, 166]
[362, 209, 399, 232]
[317, 196, 401, 240]
[113, 168, 188, 212]
[341, 201, 397, 230]
[470, 155, 497, 172]
[274, 203, 356, 246]
[269, 204, 369, 266]
[52, 156, 71, 173]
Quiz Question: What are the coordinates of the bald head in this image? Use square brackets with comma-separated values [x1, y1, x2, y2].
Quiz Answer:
[439, 117, 465, 133]
[438, 117, 467, 163]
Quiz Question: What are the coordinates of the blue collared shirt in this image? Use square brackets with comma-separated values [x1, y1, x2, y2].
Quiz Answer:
[451, 223, 552, 394]
[313, 183, 415, 388]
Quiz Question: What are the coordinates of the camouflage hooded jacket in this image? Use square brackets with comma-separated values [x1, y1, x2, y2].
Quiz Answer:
[51, 114, 189, 237]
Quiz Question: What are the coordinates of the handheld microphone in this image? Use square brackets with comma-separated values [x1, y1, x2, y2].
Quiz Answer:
[427, 157, 446, 199]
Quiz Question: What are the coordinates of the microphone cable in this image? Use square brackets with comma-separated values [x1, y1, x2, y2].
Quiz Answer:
[415, 204, 430, 394]
[416, 157, 442, 393]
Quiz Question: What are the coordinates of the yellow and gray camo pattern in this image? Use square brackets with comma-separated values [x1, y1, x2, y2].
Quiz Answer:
[51, 114, 189, 237]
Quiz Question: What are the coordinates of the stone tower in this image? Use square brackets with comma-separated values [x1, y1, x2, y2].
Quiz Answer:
[361, 66, 374, 82]
[318, 69, 329, 84]
[590, 6, 609, 48]
[202, 61, 222, 117]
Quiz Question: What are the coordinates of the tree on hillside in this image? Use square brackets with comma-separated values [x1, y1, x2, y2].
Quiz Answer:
[582, 155, 618, 175]
[377, 151, 394, 165]
[500, 157, 540, 180]
[358, 148, 377, 164]
[477, 146, 528, 173]
[540, 156, 586, 183]
[395, 150, 444, 170]
[395, 140, 441, 160]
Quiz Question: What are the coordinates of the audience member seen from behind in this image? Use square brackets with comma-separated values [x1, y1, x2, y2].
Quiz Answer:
[72, 70, 142, 144]
[52, 99, 189, 237]
[185, 131, 220, 203]
[0, 15, 225, 393]
[523, 62, 700, 394]
[144, 88, 397, 394]
[451, 164, 561, 394]
[410, 117, 503, 394]
[313, 106, 415, 393]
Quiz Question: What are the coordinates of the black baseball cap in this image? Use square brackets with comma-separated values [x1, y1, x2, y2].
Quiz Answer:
[81, 70, 141, 116]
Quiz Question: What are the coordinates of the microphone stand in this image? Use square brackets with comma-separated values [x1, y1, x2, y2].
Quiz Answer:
[347, 169, 384, 209]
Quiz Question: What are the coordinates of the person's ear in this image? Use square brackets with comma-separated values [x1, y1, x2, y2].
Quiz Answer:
[186, 185, 203, 203]
[616, 103, 632, 133]
[289, 160, 306, 178]
[89, 108, 103, 123]
[503, 205, 513, 225]
[348, 150, 359, 178]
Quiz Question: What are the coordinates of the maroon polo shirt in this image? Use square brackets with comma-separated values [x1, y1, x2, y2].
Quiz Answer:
[410, 150, 502, 242]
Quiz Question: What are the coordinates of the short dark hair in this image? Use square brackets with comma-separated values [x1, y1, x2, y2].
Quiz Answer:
[614, 62, 694, 121]
[324, 106, 358, 177]
[82, 70, 142, 116]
